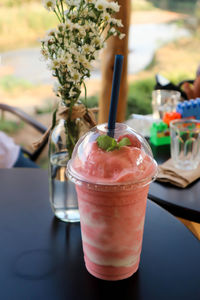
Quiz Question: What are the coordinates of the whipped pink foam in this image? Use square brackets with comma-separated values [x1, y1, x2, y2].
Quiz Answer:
[72, 140, 156, 185]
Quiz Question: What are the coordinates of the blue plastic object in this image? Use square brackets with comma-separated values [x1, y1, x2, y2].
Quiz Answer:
[176, 98, 200, 119]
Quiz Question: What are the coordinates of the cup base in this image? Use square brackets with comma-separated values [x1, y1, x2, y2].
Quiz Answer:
[85, 255, 139, 281]
[174, 161, 199, 171]
[54, 208, 80, 223]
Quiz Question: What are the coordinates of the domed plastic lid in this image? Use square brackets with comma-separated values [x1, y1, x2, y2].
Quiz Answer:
[67, 123, 157, 189]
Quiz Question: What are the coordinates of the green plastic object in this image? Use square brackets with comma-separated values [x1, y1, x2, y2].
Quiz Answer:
[150, 122, 171, 146]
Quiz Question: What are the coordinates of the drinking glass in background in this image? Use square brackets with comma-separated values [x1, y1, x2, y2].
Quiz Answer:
[152, 90, 181, 119]
[170, 119, 200, 170]
[126, 114, 156, 138]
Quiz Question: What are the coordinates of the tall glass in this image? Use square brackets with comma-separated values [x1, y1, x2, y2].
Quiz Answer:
[152, 90, 181, 119]
[67, 123, 157, 280]
[170, 119, 200, 170]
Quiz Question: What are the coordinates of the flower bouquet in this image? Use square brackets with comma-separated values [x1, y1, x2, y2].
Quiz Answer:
[40, 0, 124, 222]
[41, 0, 125, 157]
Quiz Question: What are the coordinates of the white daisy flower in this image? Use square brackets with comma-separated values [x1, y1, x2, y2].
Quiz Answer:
[88, 10, 96, 18]
[42, 0, 56, 11]
[95, 0, 107, 11]
[78, 54, 87, 64]
[69, 89, 76, 97]
[83, 44, 95, 54]
[102, 12, 110, 22]
[110, 27, 116, 34]
[46, 28, 57, 36]
[116, 19, 123, 27]
[110, 18, 123, 27]
[93, 37, 101, 47]
[64, 83, 71, 89]
[40, 48, 49, 60]
[57, 48, 65, 57]
[71, 71, 81, 82]
[50, 44, 56, 51]
[66, 0, 81, 6]
[57, 38, 63, 44]
[82, 60, 92, 70]
[65, 20, 73, 30]
[58, 23, 66, 32]
[48, 59, 61, 70]
[119, 33, 125, 40]
[107, 1, 120, 12]
[70, 47, 79, 57]
[47, 36, 55, 44]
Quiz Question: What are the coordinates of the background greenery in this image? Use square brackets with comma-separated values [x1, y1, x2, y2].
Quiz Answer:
[80, 79, 154, 117]
[83, 74, 190, 120]
[0, 119, 24, 134]
[147, 0, 198, 14]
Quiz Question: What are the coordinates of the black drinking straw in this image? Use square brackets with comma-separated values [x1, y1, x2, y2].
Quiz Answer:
[108, 55, 124, 137]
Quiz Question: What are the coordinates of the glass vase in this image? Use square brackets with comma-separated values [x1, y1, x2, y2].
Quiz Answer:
[48, 118, 80, 223]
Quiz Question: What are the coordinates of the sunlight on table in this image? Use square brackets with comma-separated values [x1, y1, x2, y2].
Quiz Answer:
[178, 218, 200, 240]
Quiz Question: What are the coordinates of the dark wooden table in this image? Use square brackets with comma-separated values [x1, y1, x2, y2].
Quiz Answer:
[148, 143, 200, 223]
[1, 168, 200, 300]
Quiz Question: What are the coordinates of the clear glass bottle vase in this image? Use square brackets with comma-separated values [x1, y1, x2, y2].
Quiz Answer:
[48, 118, 80, 223]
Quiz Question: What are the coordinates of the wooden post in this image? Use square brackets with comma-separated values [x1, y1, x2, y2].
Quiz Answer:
[98, 0, 131, 124]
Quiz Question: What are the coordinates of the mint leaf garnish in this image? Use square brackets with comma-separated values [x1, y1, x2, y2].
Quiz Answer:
[118, 137, 131, 148]
[97, 135, 115, 151]
[97, 135, 131, 152]
[107, 138, 117, 151]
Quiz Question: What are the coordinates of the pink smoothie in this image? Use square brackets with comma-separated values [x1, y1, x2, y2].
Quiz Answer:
[68, 125, 157, 281]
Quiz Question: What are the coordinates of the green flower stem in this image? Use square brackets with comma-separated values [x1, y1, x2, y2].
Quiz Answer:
[55, 69, 63, 86]
[65, 118, 79, 159]
[78, 0, 84, 15]
[56, 2, 62, 19]
[54, 8, 62, 23]
[60, 0, 65, 22]
[83, 81, 87, 107]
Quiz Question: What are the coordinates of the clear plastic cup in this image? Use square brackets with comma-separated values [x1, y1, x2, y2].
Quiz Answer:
[67, 123, 157, 281]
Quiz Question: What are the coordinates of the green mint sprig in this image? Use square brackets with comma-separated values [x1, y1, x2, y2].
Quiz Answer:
[97, 135, 131, 152]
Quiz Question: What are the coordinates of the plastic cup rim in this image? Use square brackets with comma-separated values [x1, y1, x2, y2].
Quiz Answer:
[170, 118, 200, 131]
[67, 159, 158, 190]
[152, 89, 181, 96]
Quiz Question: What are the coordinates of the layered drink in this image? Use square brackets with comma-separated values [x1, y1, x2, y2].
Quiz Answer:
[67, 123, 157, 280]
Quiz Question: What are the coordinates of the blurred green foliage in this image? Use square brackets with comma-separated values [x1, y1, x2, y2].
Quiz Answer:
[132, 0, 155, 11]
[35, 102, 54, 115]
[0, 1, 57, 51]
[0, 75, 33, 92]
[82, 73, 195, 120]
[147, 0, 197, 14]
[81, 78, 155, 120]
[0, 0, 40, 7]
[126, 78, 155, 118]
[81, 95, 99, 109]
[0, 119, 24, 133]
